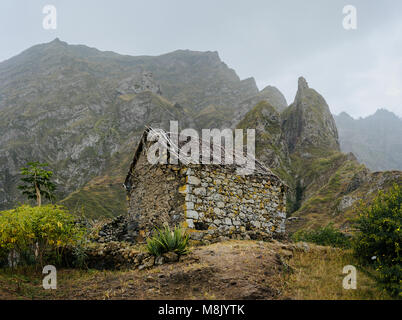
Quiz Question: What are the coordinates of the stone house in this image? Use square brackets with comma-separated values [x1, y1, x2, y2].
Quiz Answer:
[123, 128, 288, 243]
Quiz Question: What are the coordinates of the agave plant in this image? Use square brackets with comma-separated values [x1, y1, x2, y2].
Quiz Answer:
[146, 225, 189, 257]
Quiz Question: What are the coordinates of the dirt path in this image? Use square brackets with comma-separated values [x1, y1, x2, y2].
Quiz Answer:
[0, 240, 290, 300]
[60, 240, 288, 300]
[0, 240, 390, 300]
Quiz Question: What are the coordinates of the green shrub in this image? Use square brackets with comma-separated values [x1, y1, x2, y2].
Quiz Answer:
[146, 225, 189, 257]
[70, 240, 88, 268]
[292, 223, 351, 248]
[352, 183, 401, 297]
[0, 205, 86, 268]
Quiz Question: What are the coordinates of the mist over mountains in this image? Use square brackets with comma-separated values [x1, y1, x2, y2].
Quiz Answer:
[0, 38, 284, 214]
[335, 109, 402, 172]
[0, 39, 400, 230]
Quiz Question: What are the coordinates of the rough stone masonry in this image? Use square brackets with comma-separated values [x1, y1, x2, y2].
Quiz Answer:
[123, 129, 288, 244]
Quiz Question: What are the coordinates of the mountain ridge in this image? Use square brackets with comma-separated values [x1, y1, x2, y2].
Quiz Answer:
[0, 39, 283, 213]
[0, 39, 400, 230]
[334, 108, 402, 171]
[240, 77, 401, 231]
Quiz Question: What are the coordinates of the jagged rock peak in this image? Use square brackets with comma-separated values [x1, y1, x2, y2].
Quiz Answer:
[295, 76, 310, 102]
[282, 77, 340, 154]
[240, 77, 259, 95]
[241, 77, 257, 87]
[298, 76, 309, 90]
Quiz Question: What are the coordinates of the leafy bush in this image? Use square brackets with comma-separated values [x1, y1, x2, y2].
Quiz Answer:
[146, 225, 189, 257]
[292, 223, 351, 248]
[0, 205, 86, 268]
[352, 184, 401, 297]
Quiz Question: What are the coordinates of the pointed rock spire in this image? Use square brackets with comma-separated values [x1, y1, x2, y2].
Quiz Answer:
[298, 76, 309, 90]
[295, 76, 309, 103]
[282, 77, 340, 154]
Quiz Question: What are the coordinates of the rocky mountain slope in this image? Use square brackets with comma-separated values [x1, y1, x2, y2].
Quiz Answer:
[282, 77, 340, 154]
[241, 78, 402, 231]
[0, 39, 285, 215]
[1, 39, 400, 229]
[335, 109, 402, 172]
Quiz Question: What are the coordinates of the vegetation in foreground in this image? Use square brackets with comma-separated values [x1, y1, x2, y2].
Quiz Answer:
[290, 184, 401, 298]
[279, 245, 392, 300]
[352, 184, 401, 298]
[0, 164, 399, 300]
[0, 241, 393, 300]
[0, 205, 86, 269]
[146, 225, 189, 257]
[291, 223, 351, 248]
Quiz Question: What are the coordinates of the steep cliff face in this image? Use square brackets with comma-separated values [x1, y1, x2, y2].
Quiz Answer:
[0, 86, 188, 213]
[138, 49, 259, 115]
[279, 80, 401, 231]
[0, 39, 258, 212]
[282, 77, 339, 154]
[237, 77, 401, 232]
[1, 39, 401, 227]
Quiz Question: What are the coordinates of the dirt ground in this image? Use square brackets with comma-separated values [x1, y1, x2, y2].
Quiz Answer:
[0, 240, 390, 300]
[0, 240, 291, 300]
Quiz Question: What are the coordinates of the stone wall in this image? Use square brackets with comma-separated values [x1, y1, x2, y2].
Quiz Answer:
[126, 153, 185, 242]
[181, 165, 287, 242]
[126, 154, 287, 243]
[64, 242, 180, 270]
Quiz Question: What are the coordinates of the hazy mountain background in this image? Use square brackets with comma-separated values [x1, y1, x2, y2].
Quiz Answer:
[335, 110, 402, 171]
[0, 39, 400, 231]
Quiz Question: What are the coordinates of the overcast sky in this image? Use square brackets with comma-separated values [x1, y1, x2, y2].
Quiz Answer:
[1, 0, 401, 118]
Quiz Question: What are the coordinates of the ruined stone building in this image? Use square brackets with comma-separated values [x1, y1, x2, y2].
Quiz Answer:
[123, 128, 288, 243]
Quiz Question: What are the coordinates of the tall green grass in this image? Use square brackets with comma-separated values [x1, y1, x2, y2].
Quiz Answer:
[292, 223, 351, 248]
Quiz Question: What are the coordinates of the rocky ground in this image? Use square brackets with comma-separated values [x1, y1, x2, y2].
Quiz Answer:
[0, 240, 391, 300]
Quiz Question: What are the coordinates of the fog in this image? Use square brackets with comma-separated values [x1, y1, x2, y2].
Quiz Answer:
[1, 0, 401, 117]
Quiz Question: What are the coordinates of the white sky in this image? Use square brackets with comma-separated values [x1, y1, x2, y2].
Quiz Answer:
[1, 0, 401, 118]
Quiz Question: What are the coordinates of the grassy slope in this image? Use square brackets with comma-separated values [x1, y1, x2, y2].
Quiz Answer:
[279, 244, 392, 300]
[287, 149, 402, 232]
[59, 142, 133, 219]
[0, 240, 392, 300]
[60, 177, 127, 219]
